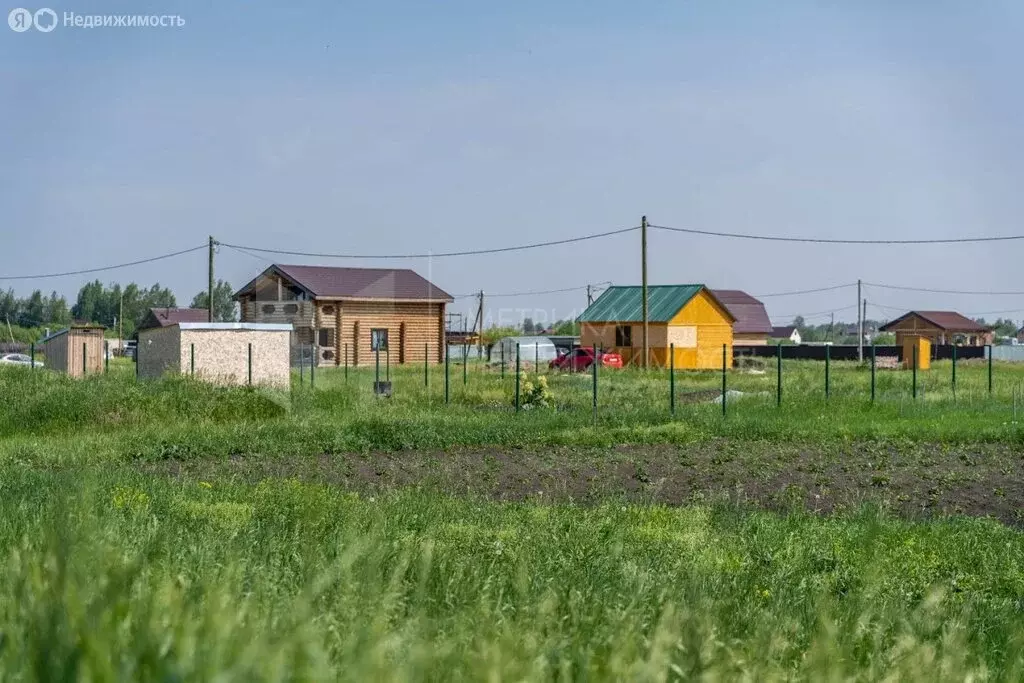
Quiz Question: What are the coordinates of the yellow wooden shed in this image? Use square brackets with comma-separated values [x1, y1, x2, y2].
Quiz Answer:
[902, 335, 930, 371]
[577, 285, 736, 369]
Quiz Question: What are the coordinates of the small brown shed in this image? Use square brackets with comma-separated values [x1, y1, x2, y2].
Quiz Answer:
[40, 325, 106, 377]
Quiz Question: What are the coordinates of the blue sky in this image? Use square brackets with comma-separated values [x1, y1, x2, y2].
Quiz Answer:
[2, 1, 1024, 328]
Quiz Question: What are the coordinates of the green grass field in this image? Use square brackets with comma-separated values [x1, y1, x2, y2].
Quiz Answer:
[1, 360, 1022, 679]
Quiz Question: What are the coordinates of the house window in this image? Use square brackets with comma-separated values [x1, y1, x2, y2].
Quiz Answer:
[283, 303, 298, 315]
[615, 325, 632, 347]
[371, 328, 389, 351]
[261, 304, 276, 315]
[322, 305, 335, 316]
[318, 328, 333, 347]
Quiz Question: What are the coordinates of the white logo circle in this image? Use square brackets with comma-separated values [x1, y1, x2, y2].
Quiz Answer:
[8, 7, 32, 31]
[33, 7, 56, 32]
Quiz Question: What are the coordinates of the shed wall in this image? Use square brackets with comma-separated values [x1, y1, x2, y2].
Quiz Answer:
[181, 329, 291, 388]
[138, 326, 182, 379]
[41, 332, 68, 374]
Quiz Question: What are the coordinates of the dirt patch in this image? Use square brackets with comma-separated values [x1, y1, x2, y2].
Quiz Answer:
[140, 441, 1024, 527]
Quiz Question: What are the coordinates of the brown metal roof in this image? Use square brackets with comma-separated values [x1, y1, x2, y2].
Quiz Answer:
[709, 289, 772, 334]
[879, 311, 990, 332]
[139, 307, 209, 330]
[771, 326, 797, 338]
[236, 265, 453, 302]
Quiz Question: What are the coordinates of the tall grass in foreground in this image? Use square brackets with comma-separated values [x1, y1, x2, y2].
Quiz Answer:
[0, 469, 1022, 680]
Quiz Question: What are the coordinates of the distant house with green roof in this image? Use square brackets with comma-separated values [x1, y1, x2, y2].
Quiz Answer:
[577, 285, 735, 369]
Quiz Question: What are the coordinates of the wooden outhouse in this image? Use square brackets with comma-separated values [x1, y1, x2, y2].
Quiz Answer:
[138, 322, 293, 388]
[40, 325, 105, 377]
[902, 335, 931, 371]
[233, 264, 453, 367]
[577, 285, 736, 369]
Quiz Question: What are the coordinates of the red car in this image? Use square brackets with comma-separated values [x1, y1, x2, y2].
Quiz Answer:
[550, 347, 623, 371]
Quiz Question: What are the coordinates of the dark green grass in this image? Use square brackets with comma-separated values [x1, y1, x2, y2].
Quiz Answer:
[0, 468, 1022, 680]
[1, 361, 1023, 464]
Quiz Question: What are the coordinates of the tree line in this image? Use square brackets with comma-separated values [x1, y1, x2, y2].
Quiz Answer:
[1, 279, 237, 343]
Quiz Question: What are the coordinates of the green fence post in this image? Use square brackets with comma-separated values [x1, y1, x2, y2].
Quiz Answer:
[500, 342, 505, 379]
[30, 343, 35, 370]
[344, 344, 349, 383]
[776, 342, 782, 407]
[952, 345, 957, 401]
[592, 343, 598, 423]
[535, 343, 539, 371]
[463, 343, 468, 385]
[247, 343, 253, 386]
[870, 343, 876, 403]
[310, 345, 316, 389]
[81, 342, 86, 376]
[190, 343, 195, 376]
[104, 340, 109, 373]
[515, 343, 521, 412]
[988, 345, 993, 396]
[386, 347, 391, 382]
[299, 345, 304, 385]
[912, 345, 918, 400]
[669, 343, 675, 416]
[825, 344, 830, 400]
[721, 343, 727, 417]
[444, 343, 450, 404]
[135, 340, 139, 380]
[424, 342, 429, 388]
[375, 347, 380, 390]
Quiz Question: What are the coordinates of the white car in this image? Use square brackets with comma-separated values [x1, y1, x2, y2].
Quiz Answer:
[0, 353, 42, 367]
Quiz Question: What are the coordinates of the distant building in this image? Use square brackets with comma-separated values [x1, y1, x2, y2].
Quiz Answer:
[770, 326, 801, 344]
[1017, 326, 1024, 344]
[138, 307, 210, 331]
[577, 284, 735, 369]
[879, 311, 993, 347]
[234, 264, 453, 367]
[710, 290, 772, 346]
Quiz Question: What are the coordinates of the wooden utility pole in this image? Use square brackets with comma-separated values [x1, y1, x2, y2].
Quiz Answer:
[862, 298, 868, 346]
[829, 312, 835, 343]
[118, 291, 123, 351]
[586, 284, 593, 307]
[208, 236, 215, 323]
[641, 215, 649, 369]
[857, 279, 863, 362]
[475, 290, 484, 357]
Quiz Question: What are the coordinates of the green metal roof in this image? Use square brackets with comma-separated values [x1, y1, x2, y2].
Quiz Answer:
[577, 285, 706, 323]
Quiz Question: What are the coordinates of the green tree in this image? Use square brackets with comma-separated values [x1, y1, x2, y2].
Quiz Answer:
[991, 318, 1017, 338]
[72, 280, 105, 323]
[551, 319, 580, 335]
[190, 280, 238, 322]
[45, 291, 71, 327]
[19, 290, 45, 328]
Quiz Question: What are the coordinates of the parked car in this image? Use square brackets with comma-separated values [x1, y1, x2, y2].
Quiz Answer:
[0, 353, 42, 368]
[549, 347, 623, 371]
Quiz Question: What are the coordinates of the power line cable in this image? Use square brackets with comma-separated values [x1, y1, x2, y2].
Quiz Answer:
[0, 245, 207, 281]
[754, 283, 856, 298]
[650, 224, 1024, 245]
[220, 226, 639, 260]
[454, 281, 613, 299]
[769, 303, 858, 322]
[865, 282, 1024, 296]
